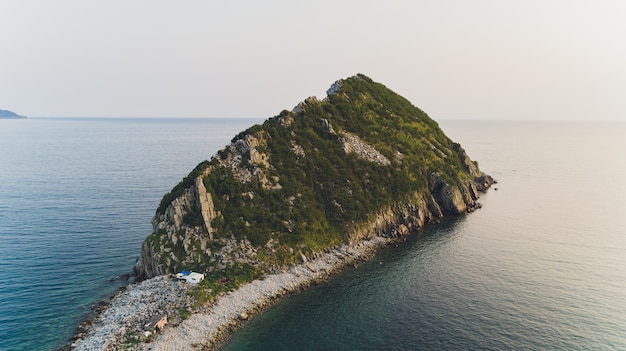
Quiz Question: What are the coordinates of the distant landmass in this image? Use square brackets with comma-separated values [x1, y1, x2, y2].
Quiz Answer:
[0, 110, 26, 119]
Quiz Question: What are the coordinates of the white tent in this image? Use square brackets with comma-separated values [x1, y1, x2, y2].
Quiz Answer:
[183, 272, 204, 284]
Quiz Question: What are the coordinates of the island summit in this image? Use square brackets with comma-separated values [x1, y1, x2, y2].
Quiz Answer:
[135, 74, 493, 285]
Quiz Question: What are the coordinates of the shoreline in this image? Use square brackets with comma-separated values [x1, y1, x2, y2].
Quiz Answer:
[68, 236, 394, 351]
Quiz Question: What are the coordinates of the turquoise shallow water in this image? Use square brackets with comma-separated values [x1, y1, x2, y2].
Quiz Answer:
[1, 119, 625, 350]
[222, 121, 626, 350]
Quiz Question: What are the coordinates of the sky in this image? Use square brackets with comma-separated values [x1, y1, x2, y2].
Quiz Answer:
[1, 0, 625, 120]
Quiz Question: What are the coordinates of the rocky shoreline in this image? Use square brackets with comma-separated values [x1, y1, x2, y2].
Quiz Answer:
[65, 236, 393, 351]
[60, 275, 194, 351]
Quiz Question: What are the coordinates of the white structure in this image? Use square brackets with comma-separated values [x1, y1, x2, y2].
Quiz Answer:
[177, 271, 204, 284]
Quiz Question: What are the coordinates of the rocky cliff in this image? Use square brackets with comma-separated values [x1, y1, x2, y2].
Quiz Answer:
[134, 74, 493, 280]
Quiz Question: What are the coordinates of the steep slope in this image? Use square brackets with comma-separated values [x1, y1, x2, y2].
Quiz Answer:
[134, 74, 493, 280]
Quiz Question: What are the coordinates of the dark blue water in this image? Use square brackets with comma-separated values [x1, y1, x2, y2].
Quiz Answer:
[0, 117, 260, 351]
[222, 121, 626, 351]
[1, 119, 625, 351]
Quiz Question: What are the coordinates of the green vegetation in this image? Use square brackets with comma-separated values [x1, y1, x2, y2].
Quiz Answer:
[147, 74, 483, 275]
[196, 75, 471, 247]
[188, 263, 264, 307]
[177, 307, 191, 321]
[157, 160, 211, 214]
[121, 331, 141, 349]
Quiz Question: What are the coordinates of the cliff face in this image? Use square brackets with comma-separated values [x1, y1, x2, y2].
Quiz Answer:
[135, 74, 493, 280]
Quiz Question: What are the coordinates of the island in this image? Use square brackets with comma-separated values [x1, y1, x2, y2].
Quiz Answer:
[67, 74, 493, 351]
[0, 109, 26, 118]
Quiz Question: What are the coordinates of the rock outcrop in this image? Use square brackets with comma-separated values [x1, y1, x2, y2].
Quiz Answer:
[134, 74, 493, 280]
[339, 131, 391, 166]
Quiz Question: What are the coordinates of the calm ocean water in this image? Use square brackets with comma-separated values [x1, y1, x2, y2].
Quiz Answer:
[1, 119, 625, 350]
[0, 117, 260, 351]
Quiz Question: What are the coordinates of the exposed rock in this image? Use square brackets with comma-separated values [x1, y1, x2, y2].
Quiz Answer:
[69, 276, 194, 351]
[475, 174, 495, 191]
[321, 119, 336, 134]
[293, 96, 320, 114]
[339, 131, 390, 165]
[428, 172, 482, 215]
[196, 177, 215, 240]
[326, 80, 343, 96]
[455, 144, 482, 178]
[291, 140, 305, 158]
[279, 113, 294, 127]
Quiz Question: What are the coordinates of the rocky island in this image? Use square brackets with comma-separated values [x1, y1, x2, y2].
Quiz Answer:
[0, 109, 26, 118]
[68, 74, 493, 350]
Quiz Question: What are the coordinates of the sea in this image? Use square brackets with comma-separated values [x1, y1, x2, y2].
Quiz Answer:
[1, 118, 625, 351]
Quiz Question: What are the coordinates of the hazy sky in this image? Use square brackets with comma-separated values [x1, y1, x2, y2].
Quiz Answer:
[2, 1, 625, 120]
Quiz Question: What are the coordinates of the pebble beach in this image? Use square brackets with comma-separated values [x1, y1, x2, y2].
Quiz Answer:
[69, 236, 391, 351]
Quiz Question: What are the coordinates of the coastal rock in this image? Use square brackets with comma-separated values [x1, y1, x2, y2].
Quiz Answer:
[69, 276, 194, 351]
[475, 174, 495, 191]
